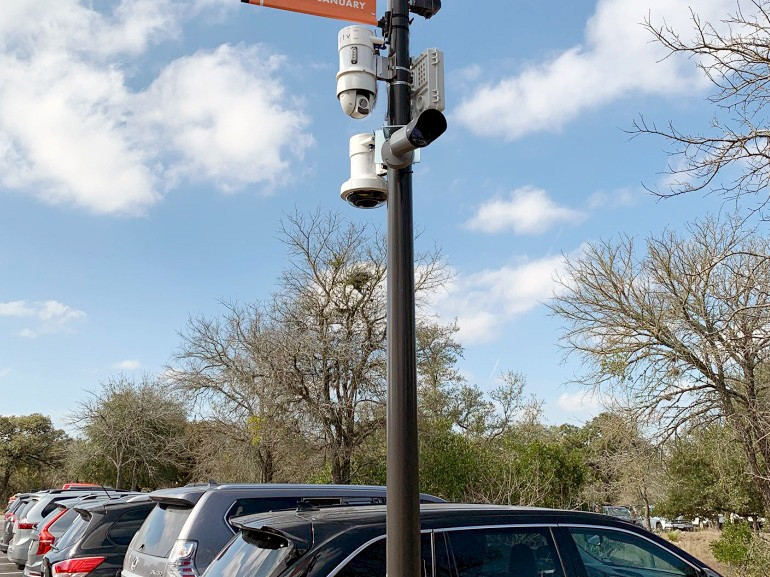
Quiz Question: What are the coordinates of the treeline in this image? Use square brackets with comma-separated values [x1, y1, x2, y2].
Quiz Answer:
[2, 210, 770, 527]
[1, 398, 764, 526]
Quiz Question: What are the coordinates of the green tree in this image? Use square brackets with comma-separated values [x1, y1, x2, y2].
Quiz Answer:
[0, 414, 68, 500]
[659, 425, 763, 520]
[69, 375, 191, 490]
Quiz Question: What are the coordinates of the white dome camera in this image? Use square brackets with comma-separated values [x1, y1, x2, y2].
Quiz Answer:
[337, 26, 381, 119]
[341, 133, 387, 208]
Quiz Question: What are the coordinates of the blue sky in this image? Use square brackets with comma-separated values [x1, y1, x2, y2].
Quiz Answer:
[0, 0, 739, 429]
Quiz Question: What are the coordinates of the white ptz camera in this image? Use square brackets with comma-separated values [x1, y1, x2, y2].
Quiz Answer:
[337, 26, 384, 119]
[341, 133, 387, 208]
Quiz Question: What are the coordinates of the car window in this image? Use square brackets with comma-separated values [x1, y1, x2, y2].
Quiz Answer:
[130, 504, 192, 558]
[333, 533, 433, 577]
[203, 530, 292, 577]
[105, 507, 153, 547]
[568, 528, 699, 577]
[49, 508, 78, 537]
[227, 498, 303, 519]
[41, 498, 67, 517]
[8, 499, 27, 514]
[442, 527, 564, 577]
[53, 514, 89, 551]
[15, 500, 38, 519]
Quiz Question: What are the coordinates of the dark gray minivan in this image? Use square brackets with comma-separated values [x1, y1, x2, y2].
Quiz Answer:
[121, 483, 444, 577]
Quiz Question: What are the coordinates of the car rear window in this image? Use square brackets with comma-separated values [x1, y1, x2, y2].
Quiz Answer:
[8, 499, 27, 514]
[204, 530, 291, 577]
[28, 496, 74, 519]
[130, 504, 192, 558]
[49, 509, 78, 538]
[15, 499, 38, 520]
[53, 513, 90, 551]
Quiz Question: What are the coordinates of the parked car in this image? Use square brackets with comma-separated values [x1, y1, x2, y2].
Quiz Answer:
[204, 503, 723, 577]
[1, 494, 35, 553]
[121, 483, 444, 577]
[8, 489, 132, 568]
[25, 493, 137, 577]
[650, 515, 695, 532]
[41, 494, 154, 577]
[600, 505, 644, 527]
[3, 494, 44, 561]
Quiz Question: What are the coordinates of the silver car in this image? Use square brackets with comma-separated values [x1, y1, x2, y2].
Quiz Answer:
[1, 495, 35, 554]
[5, 496, 43, 567]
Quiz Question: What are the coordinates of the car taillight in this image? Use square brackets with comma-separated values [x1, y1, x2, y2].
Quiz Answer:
[37, 529, 55, 555]
[166, 540, 199, 577]
[37, 509, 66, 555]
[18, 520, 37, 530]
[52, 557, 105, 577]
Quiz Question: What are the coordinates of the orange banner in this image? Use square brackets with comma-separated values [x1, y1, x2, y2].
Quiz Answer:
[242, 0, 377, 26]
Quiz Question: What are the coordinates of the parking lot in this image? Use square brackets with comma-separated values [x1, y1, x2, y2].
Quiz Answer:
[0, 558, 22, 577]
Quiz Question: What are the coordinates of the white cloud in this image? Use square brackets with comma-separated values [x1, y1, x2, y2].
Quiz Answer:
[466, 186, 586, 234]
[431, 254, 569, 344]
[0, 299, 86, 335]
[113, 359, 141, 370]
[587, 187, 636, 209]
[455, 0, 736, 139]
[0, 0, 312, 215]
[136, 45, 312, 193]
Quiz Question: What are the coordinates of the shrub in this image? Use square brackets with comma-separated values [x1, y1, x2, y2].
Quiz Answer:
[664, 530, 681, 543]
[711, 522, 770, 577]
[711, 522, 752, 566]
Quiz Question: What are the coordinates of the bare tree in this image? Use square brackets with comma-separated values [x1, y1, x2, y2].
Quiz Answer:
[172, 210, 452, 484]
[266, 209, 451, 483]
[549, 214, 770, 506]
[171, 301, 295, 482]
[633, 1, 770, 205]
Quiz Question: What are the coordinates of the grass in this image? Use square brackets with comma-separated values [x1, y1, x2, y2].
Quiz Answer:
[665, 529, 737, 577]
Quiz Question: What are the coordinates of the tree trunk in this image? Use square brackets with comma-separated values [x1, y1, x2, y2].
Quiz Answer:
[260, 446, 275, 483]
[331, 451, 352, 484]
[0, 467, 11, 501]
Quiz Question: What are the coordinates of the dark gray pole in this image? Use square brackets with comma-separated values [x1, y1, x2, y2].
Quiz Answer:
[386, 1, 420, 576]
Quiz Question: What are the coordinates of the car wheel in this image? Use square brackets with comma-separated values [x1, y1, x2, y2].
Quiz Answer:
[16, 564, 25, 570]
[655, 522, 662, 531]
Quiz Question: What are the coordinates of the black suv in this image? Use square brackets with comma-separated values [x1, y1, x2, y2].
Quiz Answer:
[122, 483, 443, 577]
[206, 503, 723, 577]
[42, 494, 154, 577]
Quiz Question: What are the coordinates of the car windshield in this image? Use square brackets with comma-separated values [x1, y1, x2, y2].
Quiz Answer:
[202, 530, 291, 577]
[604, 507, 632, 517]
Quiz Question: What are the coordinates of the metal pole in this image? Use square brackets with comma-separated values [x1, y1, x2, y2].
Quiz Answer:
[386, 1, 420, 576]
